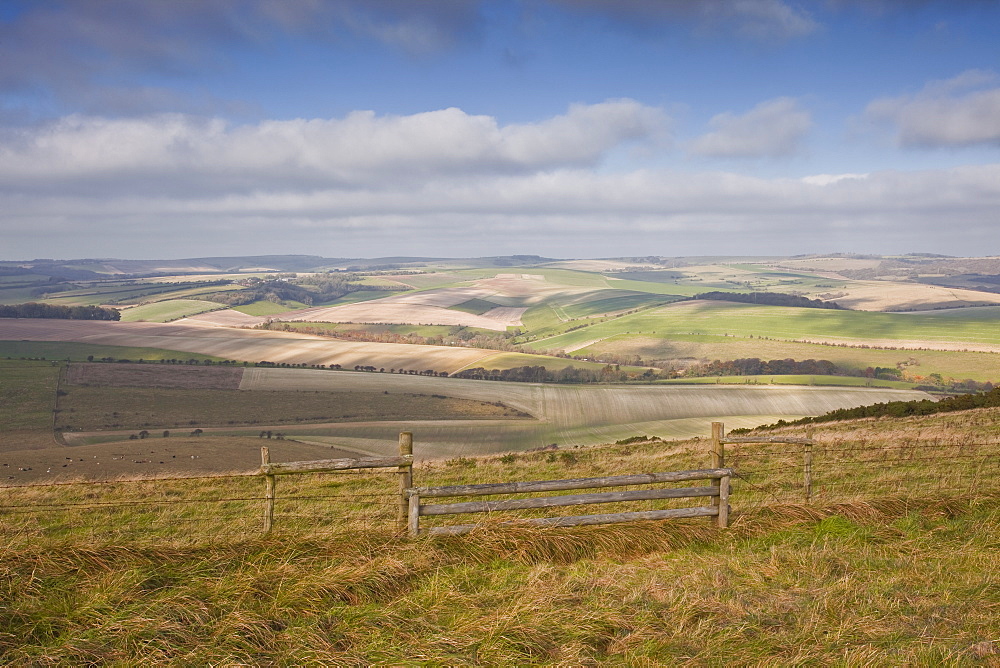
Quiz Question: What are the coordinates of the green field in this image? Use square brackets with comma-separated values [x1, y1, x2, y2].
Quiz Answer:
[562, 291, 679, 318]
[317, 289, 406, 306]
[119, 299, 222, 322]
[0, 360, 60, 432]
[448, 298, 502, 315]
[574, 335, 1000, 382]
[530, 301, 1000, 351]
[232, 299, 308, 315]
[276, 322, 492, 338]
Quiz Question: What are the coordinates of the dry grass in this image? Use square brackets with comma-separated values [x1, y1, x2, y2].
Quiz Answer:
[2, 406, 999, 663]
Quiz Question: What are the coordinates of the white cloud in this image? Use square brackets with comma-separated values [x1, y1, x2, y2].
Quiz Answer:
[866, 70, 1000, 148]
[689, 97, 811, 158]
[0, 100, 667, 190]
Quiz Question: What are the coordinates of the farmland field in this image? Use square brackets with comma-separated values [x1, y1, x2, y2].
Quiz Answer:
[231, 300, 308, 315]
[0, 358, 931, 479]
[0, 319, 647, 374]
[0, 340, 223, 363]
[234, 367, 930, 457]
[0, 436, 355, 484]
[4, 254, 1000, 394]
[56, 384, 524, 434]
[0, 360, 61, 450]
[119, 299, 222, 322]
[528, 300, 1000, 353]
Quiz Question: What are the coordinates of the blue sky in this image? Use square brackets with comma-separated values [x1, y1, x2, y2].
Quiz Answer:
[1, 0, 998, 260]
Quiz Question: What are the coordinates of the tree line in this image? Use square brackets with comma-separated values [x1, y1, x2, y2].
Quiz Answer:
[452, 364, 658, 383]
[738, 386, 1000, 432]
[694, 291, 842, 309]
[205, 274, 394, 307]
[0, 303, 120, 320]
[681, 357, 897, 379]
[261, 322, 530, 354]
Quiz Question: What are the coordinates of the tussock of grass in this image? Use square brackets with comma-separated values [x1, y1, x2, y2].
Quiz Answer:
[2, 501, 999, 663]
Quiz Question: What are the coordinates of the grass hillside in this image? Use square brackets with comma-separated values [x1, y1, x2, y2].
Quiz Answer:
[2, 407, 999, 663]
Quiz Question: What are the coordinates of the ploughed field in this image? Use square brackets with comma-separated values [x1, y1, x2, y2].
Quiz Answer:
[235, 367, 930, 457]
[0, 360, 930, 482]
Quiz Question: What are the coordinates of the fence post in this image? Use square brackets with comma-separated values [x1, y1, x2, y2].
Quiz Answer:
[804, 427, 814, 504]
[408, 493, 421, 537]
[717, 472, 731, 528]
[397, 431, 413, 532]
[261, 446, 275, 534]
[710, 422, 725, 516]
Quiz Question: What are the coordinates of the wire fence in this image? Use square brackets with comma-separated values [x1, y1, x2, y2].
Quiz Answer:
[2, 431, 999, 546]
[0, 467, 402, 546]
[725, 436, 1000, 508]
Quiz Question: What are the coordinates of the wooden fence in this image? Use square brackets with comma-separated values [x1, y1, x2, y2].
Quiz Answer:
[255, 427, 737, 537]
[405, 468, 733, 537]
[258, 431, 413, 533]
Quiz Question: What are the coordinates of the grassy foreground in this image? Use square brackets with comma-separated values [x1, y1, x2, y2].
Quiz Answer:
[3, 407, 1000, 664]
[2, 500, 998, 663]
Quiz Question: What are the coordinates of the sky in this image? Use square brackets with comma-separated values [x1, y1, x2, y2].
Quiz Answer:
[1, 0, 999, 261]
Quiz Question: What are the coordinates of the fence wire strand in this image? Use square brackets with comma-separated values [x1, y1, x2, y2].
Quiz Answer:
[3, 437, 998, 542]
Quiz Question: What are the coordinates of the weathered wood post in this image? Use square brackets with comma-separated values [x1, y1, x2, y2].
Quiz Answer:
[408, 492, 421, 537]
[717, 472, 731, 528]
[803, 427, 814, 504]
[261, 446, 275, 534]
[397, 431, 413, 532]
[710, 421, 725, 511]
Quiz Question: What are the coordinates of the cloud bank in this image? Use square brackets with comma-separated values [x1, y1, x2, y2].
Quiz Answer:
[1, 102, 997, 259]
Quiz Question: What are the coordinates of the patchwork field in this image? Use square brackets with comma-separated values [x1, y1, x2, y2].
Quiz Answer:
[118, 299, 222, 322]
[233, 367, 930, 457]
[1, 359, 931, 480]
[5, 254, 1000, 394]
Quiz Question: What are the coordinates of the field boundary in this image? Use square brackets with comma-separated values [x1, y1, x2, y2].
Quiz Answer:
[3, 420, 999, 544]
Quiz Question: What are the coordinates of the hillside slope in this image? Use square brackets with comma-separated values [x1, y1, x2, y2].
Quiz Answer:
[2, 408, 999, 664]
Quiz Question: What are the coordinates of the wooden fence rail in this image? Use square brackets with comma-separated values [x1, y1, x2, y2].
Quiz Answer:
[406, 468, 733, 537]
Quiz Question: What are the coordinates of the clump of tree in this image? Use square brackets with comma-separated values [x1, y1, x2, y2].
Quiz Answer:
[453, 365, 658, 384]
[205, 273, 392, 307]
[0, 303, 120, 320]
[684, 358, 853, 378]
[693, 291, 843, 309]
[261, 322, 531, 354]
